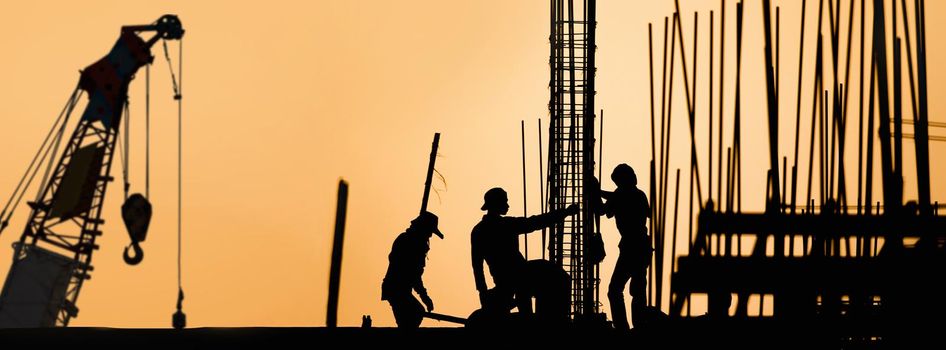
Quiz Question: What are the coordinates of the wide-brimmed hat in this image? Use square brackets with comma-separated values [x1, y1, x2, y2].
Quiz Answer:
[411, 211, 444, 239]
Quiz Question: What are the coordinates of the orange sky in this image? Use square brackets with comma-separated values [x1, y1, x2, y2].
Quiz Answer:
[0, 0, 944, 328]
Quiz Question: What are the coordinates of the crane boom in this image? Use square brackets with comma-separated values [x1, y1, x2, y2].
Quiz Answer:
[0, 15, 184, 327]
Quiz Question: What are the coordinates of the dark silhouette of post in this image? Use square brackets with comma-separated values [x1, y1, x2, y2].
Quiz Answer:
[327, 179, 348, 328]
[421, 133, 441, 213]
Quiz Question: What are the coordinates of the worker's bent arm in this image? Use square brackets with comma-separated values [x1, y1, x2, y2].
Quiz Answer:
[471, 231, 487, 291]
[413, 277, 428, 298]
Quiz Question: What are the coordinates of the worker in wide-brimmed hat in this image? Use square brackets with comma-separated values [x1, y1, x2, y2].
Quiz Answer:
[471, 187, 578, 315]
[381, 211, 443, 328]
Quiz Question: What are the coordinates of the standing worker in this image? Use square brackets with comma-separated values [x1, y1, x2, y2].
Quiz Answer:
[471, 187, 578, 315]
[596, 164, 651, 330]
[381, 211, 443, 328]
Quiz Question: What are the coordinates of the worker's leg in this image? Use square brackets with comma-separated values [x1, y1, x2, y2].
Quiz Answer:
[487, 282, 517, 313]
[513, 277, 533, 315]
[608, 250, 634, 330]
[629, 267, 648, 328]
[389, 294, 424, 328]
[629, 245, 653, 328]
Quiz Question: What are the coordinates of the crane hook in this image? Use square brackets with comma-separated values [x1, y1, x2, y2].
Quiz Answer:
[123, 242, 144, 265]
[121, 193, 152, 266]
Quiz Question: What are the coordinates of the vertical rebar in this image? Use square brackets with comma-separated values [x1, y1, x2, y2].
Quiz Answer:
[792, 0, 809, 214]
[718, 0, 725, 207]
[709, 11, 714, 207]
[857, 0, 866, 215]
[522, 120, 529, 259]
[670, 168, 681, 315]
[893, 38, 902, 193]
[865, 47, 876, 215]
[915, 0, 931, 215]
[539, 118, 546, 260]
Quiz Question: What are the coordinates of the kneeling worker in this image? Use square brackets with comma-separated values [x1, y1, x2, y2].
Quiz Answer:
[471, 187, 578, 315]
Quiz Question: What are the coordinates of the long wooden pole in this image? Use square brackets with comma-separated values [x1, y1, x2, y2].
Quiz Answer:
[327, 180, 349, 328]
[421, 133, 441, 213]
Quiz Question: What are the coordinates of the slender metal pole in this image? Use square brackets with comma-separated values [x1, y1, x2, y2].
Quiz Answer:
[873, 0, 899, 211]
[145, 65, 150, 199]
[647, 22, 656, 305]
[522, 120, 529, 259]
[734, 1, 745, 214]
[548, 0, 557, 264]
[649, 160, 657, 307]
[690, 12, 704, 209]
[670, 168, 681, 315]
[539, 118, 546, 260]
[657, 17, 669, 252]
[674, 0, 694, 117]
[782, 157, 788, 211]
[828, 0, 839, 84]
[657, 13, 679, 313]
[718, 0, 725, 208]
[792, 0, 809, 214]
[898, 0, 919, 138]
[598, 112, 605, 174]
[650, 23, 658, 188]
[825, 87, 840, 199]
[893, 38, 902, 195]
[865, 42, 876, 215]
[709, 11, 714, 208]
[819, 89, 824, 206]
[583, 0, 599, 315]
[837, 84, 849, 211]
[675, 4, 704, 209]
[841, 0, 856, 143]
[762, 0, 780, 210]
[915, 0, 932, 215]
[858, 0, 865, 215]
[327, 180, 349, 328]
[807, 2, 825, 211]
[727, 147, 733, 213]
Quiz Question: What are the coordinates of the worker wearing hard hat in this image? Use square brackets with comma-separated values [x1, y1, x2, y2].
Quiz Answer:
[471, 187, 579, 315]
[381, 211, 443, 328]
[595, 164, 652, 331]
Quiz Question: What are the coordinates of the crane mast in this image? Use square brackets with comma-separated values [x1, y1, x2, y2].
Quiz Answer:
[0, 15, 183, 327]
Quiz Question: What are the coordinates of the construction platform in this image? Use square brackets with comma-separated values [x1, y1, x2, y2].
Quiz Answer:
[1, 319, 940, 349]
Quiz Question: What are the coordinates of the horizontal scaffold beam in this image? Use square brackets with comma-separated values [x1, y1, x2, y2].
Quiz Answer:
[697, 211, 946, 238]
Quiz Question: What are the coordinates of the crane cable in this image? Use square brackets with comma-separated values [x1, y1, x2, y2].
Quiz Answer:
[0, 87, 81, 236]
[163, 37, 187, 329]
[119, 101, 131, 200]
[146, 64, 150, 199]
